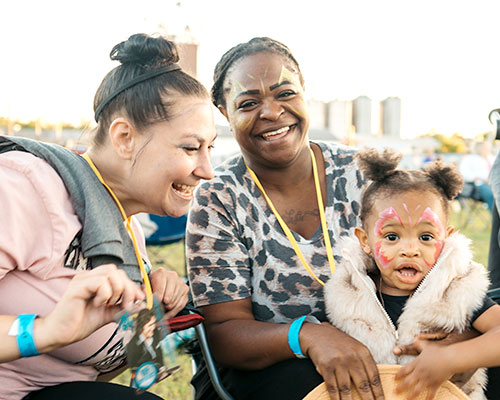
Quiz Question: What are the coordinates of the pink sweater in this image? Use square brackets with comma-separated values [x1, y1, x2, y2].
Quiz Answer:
[0, 151, 149, 399]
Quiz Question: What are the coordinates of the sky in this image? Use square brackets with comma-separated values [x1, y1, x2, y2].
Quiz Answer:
[1, 0, 500, 139]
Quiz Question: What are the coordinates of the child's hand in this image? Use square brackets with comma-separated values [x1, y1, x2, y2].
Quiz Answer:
[393, 331, 448, 356]
[393, 328, 479, 357]
[394, 339, 455, 400]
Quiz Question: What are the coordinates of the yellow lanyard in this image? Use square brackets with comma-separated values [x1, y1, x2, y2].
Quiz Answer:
[82, 153, 153, 309]
[245, 148, 335, 286]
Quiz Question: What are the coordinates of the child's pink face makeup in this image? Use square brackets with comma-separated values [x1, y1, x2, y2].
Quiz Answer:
[373, 207, 403, 269]
[417, 207, 445, 266]
[364, 191, 450, 296]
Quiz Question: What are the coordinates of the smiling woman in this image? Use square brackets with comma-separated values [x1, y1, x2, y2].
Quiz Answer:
[0, 33, 215, 400]
[185, 37, 383, 400]
[92, 95, 216, 218]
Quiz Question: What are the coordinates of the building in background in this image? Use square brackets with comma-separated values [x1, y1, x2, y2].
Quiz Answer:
[352, 95, 372, 135]
[307, 99, 328, 129]
[380, 96, 401, 137]
[172, 30, 199, 78]
[159, 20, 199, 78]
[327, 100, 352, 140]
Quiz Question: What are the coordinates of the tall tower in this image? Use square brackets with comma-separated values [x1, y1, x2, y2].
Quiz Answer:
[327, 100, 352, 140]
[164, 27, 198, 78]
[380, 97, 401, 137]
[307, 99, 327, 129]
[352, 95, 372, 135]
[157, 1, 199, 78]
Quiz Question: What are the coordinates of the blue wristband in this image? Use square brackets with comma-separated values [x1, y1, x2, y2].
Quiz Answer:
[16, 314, 39, 357]
[288, 316, 307, 359]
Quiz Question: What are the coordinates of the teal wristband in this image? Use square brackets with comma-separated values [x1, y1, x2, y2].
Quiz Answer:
[16, 314, 39, 357]
[288, 316, 307, 359]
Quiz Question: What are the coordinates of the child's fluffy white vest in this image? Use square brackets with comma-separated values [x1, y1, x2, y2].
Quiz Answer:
[324, 233, 489, 399]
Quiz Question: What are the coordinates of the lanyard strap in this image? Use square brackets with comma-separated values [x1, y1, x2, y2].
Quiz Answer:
[81, 153, 153, 308]
[245, 148, 335, 286]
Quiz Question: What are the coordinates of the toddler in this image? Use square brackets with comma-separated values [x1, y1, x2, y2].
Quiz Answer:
[325, 148, 500, 400]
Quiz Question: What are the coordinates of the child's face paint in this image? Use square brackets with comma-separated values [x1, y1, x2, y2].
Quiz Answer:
[374, 240, 393, 268]
[372, 207, 404, 269]
[417, 207, 445, 266]
[220, 52, 309, 168]
[417, 207, 444, 235]
[402, 203, 412, 226]
[361, 190, 451, 296]
[374, 207, 404, 236]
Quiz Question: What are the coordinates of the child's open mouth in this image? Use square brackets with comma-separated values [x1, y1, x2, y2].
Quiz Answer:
[396, 266, 422, 284]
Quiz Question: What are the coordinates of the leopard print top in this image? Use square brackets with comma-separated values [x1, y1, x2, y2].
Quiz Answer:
[187, 142, 365, 323]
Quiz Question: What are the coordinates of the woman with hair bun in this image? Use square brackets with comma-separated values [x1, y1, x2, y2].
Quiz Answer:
[325, 147, 500, 400]
[0, 33, 216, 399]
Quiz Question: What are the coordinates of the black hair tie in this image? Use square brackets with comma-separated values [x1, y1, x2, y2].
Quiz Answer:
[94, 63, 181, 122]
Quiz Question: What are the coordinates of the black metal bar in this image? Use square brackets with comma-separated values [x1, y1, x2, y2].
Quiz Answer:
[194, 324, 235, 400]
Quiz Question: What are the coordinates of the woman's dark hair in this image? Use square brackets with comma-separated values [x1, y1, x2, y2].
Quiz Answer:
[356, 147, 464, 224]
[93, 33, 208, 146]
[211, 37, 304, 110]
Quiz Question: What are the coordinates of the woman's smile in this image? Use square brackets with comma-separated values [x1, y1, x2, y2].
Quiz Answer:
[172, 182, 195, 200]
[260, 125, 291, 140]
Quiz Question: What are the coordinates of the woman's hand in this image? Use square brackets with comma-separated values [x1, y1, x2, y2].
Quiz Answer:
[394, 339, 455, 400]
[150, 268, 189, 319]
[37, 264, 144, 352]
[301, 322, 385, 400]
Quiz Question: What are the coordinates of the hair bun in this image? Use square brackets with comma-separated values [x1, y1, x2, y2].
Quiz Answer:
[424, 160, 464, 200]
[110, 33, 179, 67]
[356, 147, 402, 182]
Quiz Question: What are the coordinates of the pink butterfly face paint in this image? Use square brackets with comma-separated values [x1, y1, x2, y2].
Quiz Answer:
[416, 207, 445, 267]
[373, 207, 404, 269]
[366, 191, 450, 296]
[374, 240, 393, 269]
[417, 207, 444, 235]
[402, 203, 410, 224]
[374, 207, 404, 236]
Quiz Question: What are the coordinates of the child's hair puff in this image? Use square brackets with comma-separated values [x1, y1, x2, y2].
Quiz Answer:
[356, 147, 464, 224]
[424, 161, 463, 201]
[356, 148, 402, 183]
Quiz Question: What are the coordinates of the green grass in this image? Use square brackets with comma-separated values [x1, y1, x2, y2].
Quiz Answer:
[112, 348, 194, 399]
[450, 199, 492, 267]
[111, 204, 493, 398]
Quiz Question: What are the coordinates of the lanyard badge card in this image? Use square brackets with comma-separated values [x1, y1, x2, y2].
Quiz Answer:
[117, 296, 180, 392]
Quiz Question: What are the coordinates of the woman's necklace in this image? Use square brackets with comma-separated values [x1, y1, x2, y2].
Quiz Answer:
[82, 153, 154, 309]
[245, 147, 335, 286]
